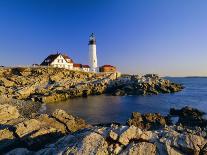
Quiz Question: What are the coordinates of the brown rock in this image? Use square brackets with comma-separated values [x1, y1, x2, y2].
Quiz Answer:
[0, 104, 20, 124]
[15, 119, 42, 138]
[120, 142, 156, 155]
[52, 109, 89, 132]
[37, 114, 67, 133]
[119, 126, 142, 146]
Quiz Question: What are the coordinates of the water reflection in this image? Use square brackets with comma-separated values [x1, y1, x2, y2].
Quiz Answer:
[46, 78, 207, 124]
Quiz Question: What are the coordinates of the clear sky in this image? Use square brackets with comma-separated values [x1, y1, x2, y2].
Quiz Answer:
[0, 0, 207, 76]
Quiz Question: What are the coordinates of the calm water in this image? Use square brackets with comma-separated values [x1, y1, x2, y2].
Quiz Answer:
[45, 78, 207, 124]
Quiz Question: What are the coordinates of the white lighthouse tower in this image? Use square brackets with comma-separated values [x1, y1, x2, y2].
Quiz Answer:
[89, 33, 98, 72]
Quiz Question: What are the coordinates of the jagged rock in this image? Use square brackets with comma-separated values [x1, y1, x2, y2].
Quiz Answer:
[37, 114, 67, 133]
[15, 119, 42, 138]
[23, 127, 63, 149]
[0, 104, 20, 124]
[0, 78, 15, 87]
[170, 106, 207, 127]
[140, 131, 157, 142]
[156, 142, 184, 155]
[177, 134, 206, 154]
[120, 142, 156, 155]
[127, 112, 170, 130]
[109, 130, 118, 141]
[36, 131, 108, 155]
[119, 126, 142, 145]
[52, 109, 90, 132]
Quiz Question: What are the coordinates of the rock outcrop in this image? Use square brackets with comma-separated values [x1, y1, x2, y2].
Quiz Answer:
[107, 74, 183, 96]
[170, 106, 207, 128]
[127, 112, 171, 130]
[0, 67, 183, 103]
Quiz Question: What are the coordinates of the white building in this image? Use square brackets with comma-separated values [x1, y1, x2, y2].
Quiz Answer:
[40, 53, 74, 70]
[89, 33, 98, 72]
[41, 53, 91, 72]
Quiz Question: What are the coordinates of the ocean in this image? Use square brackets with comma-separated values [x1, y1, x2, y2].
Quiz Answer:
[45, 77, 207, 124]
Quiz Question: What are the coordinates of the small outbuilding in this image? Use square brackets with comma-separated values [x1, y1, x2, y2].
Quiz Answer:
[99, 65, 116, 73]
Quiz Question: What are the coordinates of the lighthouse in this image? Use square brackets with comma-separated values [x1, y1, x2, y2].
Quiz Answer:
[89, 33, 98, 72]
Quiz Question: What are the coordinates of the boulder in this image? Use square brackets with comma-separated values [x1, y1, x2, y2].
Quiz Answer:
[177, 134, 206, 154]
[52, 109, 90, 132]
[120, 142, 156, 155]
[36, 131, 108, 155]
[37, 114, 67, 133]
[23, 127, 63, 149]
[0, 104, 20, 124]
[127, 112, 170, 130]
[109, 130, 118, 141]
[15, 119, 42, 138]
[119, 126, 142, 145]
[170, 106, 207, 128]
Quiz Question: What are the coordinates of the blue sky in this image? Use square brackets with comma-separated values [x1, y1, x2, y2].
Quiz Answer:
[0, 0, 207, 76]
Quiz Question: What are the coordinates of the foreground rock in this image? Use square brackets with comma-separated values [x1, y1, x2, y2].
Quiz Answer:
[2, 104, 207, 154]
[7, 125, 207, 155]
[0, 104, 90, 153]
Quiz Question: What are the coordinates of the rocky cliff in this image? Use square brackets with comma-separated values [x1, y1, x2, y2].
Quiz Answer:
[0, 67, 117, 103]
[0, 67, 183, 103]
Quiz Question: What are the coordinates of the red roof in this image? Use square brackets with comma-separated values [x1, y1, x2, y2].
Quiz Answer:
[73, 64, 82, 67]
[101, 64, 115, 68]
[82, 65, 90, 68]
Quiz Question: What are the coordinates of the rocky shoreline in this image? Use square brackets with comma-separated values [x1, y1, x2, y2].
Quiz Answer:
[0, 103, 207, 154]
[0, 67, 183, 103]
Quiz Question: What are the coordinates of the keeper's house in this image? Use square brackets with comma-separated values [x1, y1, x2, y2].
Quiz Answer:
[41, 53, 90, 72]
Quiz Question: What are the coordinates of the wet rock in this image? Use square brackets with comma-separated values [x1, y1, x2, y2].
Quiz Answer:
[52, 109, 90, 132]
[0, 104, 20, 124]
[127, 112, 170, 130]
[170, 106, 207, 128]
